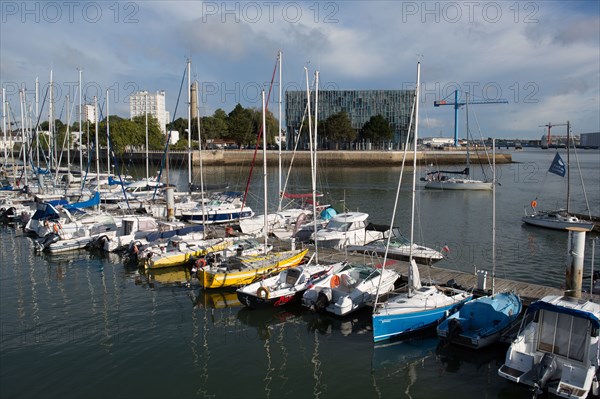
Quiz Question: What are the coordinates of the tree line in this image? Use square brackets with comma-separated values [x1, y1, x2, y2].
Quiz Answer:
[15, 104, 394, 154]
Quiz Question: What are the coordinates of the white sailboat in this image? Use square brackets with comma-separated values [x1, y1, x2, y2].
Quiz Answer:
[372, 62, 473, 343]
[424, 93, 493, 191]
[522, 121, 593, 231]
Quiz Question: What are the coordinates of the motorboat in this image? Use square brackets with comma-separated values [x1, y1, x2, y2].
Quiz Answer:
[437, 291, 521, 349]
[236, 260, 347, 309]
[347, 228, 443, 264]
[498, 295, 600, 398]
[301, 262, 399, 316]
[310, 211, 385, 249]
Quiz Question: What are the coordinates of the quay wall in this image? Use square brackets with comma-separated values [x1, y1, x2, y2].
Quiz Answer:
[190, 149, 512, 167]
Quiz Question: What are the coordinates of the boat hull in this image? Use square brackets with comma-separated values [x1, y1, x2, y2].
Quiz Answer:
[425, 179, 493, 191]
[373, 289, 472, 342]
[436, 292, 522, 349]
[522, 214, 594, 231]
[197, 249, 308, 289]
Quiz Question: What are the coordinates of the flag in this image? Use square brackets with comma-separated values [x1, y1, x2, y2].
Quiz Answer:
[548, 152, 566, 177]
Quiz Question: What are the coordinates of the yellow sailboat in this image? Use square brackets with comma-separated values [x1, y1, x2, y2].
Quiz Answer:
[144, 237, 235, 269]
[198, 248, 309, 289]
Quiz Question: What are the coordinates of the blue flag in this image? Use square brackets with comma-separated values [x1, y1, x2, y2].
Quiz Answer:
[548, 152, 566, 177]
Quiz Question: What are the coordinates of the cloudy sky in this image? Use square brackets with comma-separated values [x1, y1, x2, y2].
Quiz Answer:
[1, 1, 599, 139]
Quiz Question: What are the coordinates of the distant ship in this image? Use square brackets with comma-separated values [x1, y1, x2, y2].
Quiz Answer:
[540, 134, 548, 149]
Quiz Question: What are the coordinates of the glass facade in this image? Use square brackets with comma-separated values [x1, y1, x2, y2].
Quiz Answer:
[285, 89, 414, 149]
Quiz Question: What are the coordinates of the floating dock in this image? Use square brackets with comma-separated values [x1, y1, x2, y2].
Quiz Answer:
[290, 244, 600, 306]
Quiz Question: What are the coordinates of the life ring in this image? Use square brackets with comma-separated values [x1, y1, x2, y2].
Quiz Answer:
[257, 286, 269, 299]
[330, 275, 341, 289]
[531, 200, 537, 208]
[195, 258, 207, 268]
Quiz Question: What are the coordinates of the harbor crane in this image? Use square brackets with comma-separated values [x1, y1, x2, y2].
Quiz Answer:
[539, 122, 568, 148]
[434, 90, 508, 146]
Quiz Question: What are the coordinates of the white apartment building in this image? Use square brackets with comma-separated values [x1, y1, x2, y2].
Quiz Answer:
[76, 104, 96, 124]
[130, 90, 168, 133]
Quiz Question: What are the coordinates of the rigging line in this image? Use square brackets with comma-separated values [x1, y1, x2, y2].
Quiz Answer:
[153, 63, 187, 200]
[241, 55, 279, 211]
[569, 134, 592, 218]
[279, 75, 315, 207]
[469, 105, 493, 179]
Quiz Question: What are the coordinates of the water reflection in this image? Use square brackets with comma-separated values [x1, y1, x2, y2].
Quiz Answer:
[190, 288, 242, 309]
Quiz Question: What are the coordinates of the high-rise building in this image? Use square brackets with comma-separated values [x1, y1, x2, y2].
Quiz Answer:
[285, 89, 414, 149]
[129, 90, 167, 133]
[77, 104, 96, 124]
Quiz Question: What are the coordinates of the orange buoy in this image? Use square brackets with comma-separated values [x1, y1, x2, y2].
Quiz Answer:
[531, 200, 537, 208]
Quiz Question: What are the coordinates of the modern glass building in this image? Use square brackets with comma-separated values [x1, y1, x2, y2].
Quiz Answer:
[285, 89, 415, 149]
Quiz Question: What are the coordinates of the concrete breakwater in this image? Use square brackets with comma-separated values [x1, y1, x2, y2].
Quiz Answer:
[189, 149, 512, 167]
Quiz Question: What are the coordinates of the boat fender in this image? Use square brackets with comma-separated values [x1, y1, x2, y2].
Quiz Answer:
[257, 286, 269, 299]
[531, 200, 537, 209]
[330, 275, 341, 289]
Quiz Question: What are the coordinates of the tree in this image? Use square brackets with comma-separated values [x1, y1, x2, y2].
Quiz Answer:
[227, 104, 255, 146]
[320, 111, 356, 145]
[360, 115, 393, 142]
[201, 108, 229, 142]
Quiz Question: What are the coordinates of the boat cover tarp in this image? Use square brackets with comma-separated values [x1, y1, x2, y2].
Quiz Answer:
[144, 225, 204, 243]
[426, 167, 469, 176]
[529, 299, 600, 328]
[64, 191, 101, 210]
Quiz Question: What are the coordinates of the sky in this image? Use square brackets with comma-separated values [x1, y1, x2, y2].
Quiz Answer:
[1, 0, 599, 140]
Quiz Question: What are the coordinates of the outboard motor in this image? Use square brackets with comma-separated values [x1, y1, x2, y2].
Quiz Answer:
[35, 233, 60, 252]
[532, 353, 558, 396]
[315, 289, 333, 312]
[447, 318, 464, 341]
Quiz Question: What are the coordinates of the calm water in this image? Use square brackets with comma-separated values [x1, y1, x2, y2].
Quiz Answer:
[1, 148, 599, 399]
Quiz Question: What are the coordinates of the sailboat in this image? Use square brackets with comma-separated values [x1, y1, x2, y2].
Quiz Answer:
[522, 122, 594, 231]
[195, 90, 308, 289]
[423, 93, 493, 191]
[436, 142, 522, 349]
[372, 62, 473, 343]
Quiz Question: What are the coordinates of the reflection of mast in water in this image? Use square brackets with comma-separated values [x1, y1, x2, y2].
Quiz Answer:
[28, 244, 40, 328]
[311, 331, 324, 399]
[263, 334, 272, 399]
[196, 304, 214, 398]
[99, 259, 113, 352]
[8, 231, 26, 326]
[275, 325, 289, 387]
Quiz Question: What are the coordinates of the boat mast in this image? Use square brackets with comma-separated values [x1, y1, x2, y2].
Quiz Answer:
[19, 89, 28, 187]
[312, 70, 320, 263]
[66, 94, 71, 183]
[566, 120, 570, 214]
[492, 139, 496, 295]
[94, 95, 100, 208]
[261, 90, 268, 249]
[78, 69, 83, 176]
[409, 62, 421, 291]
[465, 92, 470, 177]
[195, 80, 206, 221]
[2, 88, 7, 167]
[35, 77, 40, 172]
[304, 67, 317, 261]
[145, 92, 149, 182]
[106, 91, 110, 176]
[277, 50, 283, 211]
[187, 59, 192, 192]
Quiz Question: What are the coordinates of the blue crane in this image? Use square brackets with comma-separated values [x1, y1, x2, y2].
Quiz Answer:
[434, 90, 508, 146]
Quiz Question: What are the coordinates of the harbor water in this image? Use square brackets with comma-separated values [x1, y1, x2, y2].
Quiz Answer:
[1, 148, 599, 399]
